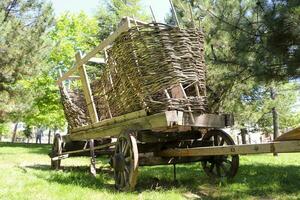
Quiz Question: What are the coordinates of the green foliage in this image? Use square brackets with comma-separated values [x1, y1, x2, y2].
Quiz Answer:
[22, 75, 65, 130]
[0, 0, 54, 120]
[23, 124, 33, 139]
[170, 0, 300, 131]
[96, 0, 150, 40]
[49, 12, 99, 69]
[0, 123, 10, 137]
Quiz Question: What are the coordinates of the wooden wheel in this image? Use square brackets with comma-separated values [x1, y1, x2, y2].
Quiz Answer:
[51, 134, 62, 170]
[113, 130, 139, 191]
[201, 129, 239, 179]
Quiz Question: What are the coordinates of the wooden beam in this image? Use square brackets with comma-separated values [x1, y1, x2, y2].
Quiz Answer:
[66, 111, 170, 141]
[183, 113, 228, 128]
[276, 127, 300, 141]
[88, 57, 105, 64]
[51, 142, 116, 161]
[76, 51, 99, 123]
[71, 109, 147, 133]
[157, 140, 300, 157]
[57, 17, 148, 84]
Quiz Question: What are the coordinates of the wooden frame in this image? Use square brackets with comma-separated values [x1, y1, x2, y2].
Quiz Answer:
[157, 140, 300, 157]
[57, 17, 147, 84]
[63, 111, 232, 142]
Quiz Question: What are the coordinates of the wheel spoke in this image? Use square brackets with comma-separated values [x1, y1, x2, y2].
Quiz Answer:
[219, 138, 225, 146]
[123, 171, 127, 186]
[120, 172, 125, 187]
[122, 140, 127, 153]
[213, 135, 219, 146]
[123, 142, 130, 155]
[124, 165, 130, 174]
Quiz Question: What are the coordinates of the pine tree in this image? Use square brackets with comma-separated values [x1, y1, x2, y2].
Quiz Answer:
[0, 0, 54, 120]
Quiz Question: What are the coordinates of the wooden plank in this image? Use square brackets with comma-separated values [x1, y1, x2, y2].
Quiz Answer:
[51, 142, 116, 160]
[76, 51, 99, 123]
[66, 112, 169, 141]
[276, 127, 300, 141]
[183, 113, 228, 128]
[88, 57, 105, 64]
[157, 140, 300, 157]
[57, 17, 147, 84]
[71, 109, 147, 133]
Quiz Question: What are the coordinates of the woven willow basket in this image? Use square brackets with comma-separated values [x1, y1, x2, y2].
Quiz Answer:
[61, 23, 207, 128]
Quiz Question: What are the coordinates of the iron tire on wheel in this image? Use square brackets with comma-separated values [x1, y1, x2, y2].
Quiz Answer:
[51, 134, 62, 170]
[113, 130, 139, 191]
[201, 129, 239, 179]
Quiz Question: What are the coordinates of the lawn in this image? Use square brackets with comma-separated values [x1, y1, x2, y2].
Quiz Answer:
[0, 142, 299, 200]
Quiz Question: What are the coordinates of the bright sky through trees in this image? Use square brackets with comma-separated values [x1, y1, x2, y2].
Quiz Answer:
[50, 0, 170, 22]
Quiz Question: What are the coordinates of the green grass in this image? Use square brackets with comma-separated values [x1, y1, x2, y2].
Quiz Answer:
[0, 142, 300, 200]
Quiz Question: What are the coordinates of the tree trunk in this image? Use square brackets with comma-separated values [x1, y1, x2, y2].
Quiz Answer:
[270, 88, 279, 140]
[11, 122, 18, 143]
[48, 129, 51, 144]
[270, 87, 279, 156]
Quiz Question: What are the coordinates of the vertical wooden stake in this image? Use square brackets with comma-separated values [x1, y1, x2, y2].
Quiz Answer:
[149, 6, 157, 23]
[169, 0, 180, 28]
[189, 3, 195, 28]
[76, 51, 99, 123]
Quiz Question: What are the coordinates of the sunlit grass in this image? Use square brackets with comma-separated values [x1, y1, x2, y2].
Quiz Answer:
[0, 142, 300, 200]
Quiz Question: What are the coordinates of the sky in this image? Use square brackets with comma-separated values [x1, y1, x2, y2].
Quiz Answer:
[50, 0, 170, 22]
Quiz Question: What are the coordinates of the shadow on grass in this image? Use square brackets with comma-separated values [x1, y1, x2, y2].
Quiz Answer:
[26, 164, 116, 192]
[0, 142, 50, 154]
[25, 161, 300, 199]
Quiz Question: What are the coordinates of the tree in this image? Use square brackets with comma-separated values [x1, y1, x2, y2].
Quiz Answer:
[22, 75, 66, 133]
[0, 123, 10, 141]
[96, 0, 150, 40]
[0, 0, 54, 120]
[169, 0, 300, 132]
[49, 12, 99, 69]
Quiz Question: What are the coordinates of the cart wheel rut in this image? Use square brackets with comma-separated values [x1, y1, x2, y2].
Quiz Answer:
[201, 129, 239, 179]
[113, 130, 139, 191]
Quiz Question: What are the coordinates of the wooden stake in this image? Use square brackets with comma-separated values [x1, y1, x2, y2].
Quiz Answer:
[76, 51, 99, 123]
[149, 6, 157, 23]
[169, 0, 180, 27]
[189, 3, 195, 28]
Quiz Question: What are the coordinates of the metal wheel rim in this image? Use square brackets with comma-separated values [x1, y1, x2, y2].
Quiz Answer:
[201, 129, 239, 179]
[114, 130, 139, 191]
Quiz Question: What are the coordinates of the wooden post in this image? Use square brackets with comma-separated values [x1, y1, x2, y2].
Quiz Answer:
[169, 0, 180, 27]
[75, 51, 99, 124]
[270, 87, 279, 156]
[149, 6, 157, 23]
[241, 128, 247, 144]
[48, 129, 51, 144]
[11, 122, 18, 143]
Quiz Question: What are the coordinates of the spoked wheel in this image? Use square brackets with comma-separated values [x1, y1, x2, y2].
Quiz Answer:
[113, 130, 139, 191]
[51, 134, 62, 170]
[201, 129, 239, 179]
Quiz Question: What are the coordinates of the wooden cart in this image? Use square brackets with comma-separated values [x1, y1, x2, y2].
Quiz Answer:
[50, 17, 300, 191]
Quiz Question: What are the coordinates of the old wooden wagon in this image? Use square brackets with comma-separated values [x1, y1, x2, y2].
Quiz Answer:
[50, 17, 300, 191]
